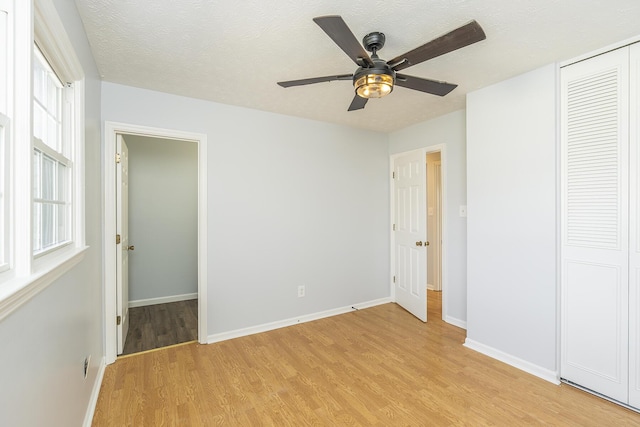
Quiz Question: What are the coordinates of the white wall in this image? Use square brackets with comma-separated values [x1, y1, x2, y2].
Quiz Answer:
[0, 1, 104, 426]
[466, 64, 558, 378]
[102, 82, 390, 335]
[389, 110, 468, 326]
[126, 135, 198, 303]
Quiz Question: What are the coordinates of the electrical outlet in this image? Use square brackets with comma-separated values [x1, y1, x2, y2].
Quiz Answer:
[83, 355, 91, 379]
[298, 285, 305, 298]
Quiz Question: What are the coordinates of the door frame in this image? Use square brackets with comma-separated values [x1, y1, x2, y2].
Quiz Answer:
[103, 121, 208, 364]
[390, 144, 448, 321]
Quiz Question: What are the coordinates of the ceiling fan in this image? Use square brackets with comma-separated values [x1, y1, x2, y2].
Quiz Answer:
[277, 16, 486, 111]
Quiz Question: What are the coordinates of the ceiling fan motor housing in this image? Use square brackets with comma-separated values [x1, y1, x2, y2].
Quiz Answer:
[353, 58, 396, 84]
[362, 31, 386, 52]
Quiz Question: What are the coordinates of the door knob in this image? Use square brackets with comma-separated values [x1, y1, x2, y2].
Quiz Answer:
[415, 241, 423, 246]
[425, 241, 430, 246]
[127, 245, 135, 251]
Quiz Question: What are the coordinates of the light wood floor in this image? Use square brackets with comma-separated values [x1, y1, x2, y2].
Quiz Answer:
[93, 292, 640, 426]
[122, 299, 198, 355]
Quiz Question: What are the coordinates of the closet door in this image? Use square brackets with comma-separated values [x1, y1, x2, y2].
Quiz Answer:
[629, 42, 640, 409]
[561, 47, 630, 403]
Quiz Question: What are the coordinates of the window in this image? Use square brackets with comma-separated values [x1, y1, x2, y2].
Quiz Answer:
[0, 5, 8, 111]
[32, 46, 72, 255]
[0, 115, 8, 272]
[0, 1, 11, 273]
[0, 0, 86, 321]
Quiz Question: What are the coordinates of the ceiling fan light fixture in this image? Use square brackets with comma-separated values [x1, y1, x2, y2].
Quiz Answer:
[354, 72, 394, 98]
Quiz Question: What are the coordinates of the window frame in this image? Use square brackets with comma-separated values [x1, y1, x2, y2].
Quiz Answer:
[0, 0, 87, 322]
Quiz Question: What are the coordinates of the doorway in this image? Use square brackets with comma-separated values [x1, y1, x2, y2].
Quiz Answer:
[426, 151, 443, 317]
[391, 145, 447, 322]
[104, 122, 208, 365]
[120, 135, 199, 355]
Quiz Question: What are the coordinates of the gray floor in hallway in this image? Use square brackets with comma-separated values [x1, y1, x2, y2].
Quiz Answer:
[122, 299, 198, 355]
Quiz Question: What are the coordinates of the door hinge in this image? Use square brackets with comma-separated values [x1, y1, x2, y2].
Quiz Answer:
[393, 275, 396, 283]
[393, 224, 396, 231]
[116, 152, 121, 164]
[392, 171, 395, 179]
[116, 234, 121, 244]
[116, 315, 121, 325]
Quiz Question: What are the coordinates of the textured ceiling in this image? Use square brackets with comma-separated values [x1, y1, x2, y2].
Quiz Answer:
[75, 0, 640, 133]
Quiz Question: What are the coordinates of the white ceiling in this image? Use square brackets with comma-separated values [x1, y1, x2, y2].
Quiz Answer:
[75, 0, 640, 133]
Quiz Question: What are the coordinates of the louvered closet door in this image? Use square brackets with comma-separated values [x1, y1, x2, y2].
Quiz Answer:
[561, 47, 630, 403]
[629, 42, 640, 409]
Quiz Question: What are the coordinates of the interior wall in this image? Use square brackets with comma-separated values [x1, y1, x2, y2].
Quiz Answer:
[125, 135, 198, 304]
[389, 110, 468, 326]
[0, 1, 104, 426]
[466, 64, 557, 376]
[101, 82, 390, 336]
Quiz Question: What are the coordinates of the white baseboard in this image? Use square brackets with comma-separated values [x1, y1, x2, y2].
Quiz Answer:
[427, 283, 435, 291]
[83, 356, 106, 427]
[208, 297, 392, 344]
[129, 292, 197, 308]
[464, 338, 560, 385]
[444, 315, 466, 329]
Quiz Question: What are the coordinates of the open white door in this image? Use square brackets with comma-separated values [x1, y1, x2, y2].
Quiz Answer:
[394, 150, 427, 322]
[116, 134, 130, 354]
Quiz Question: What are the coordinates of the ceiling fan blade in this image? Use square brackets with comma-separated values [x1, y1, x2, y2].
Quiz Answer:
[348, 95, 368, 111]
[278, 74, 353, 88]
[395, 74, 457, 96]
[389, 20, 486, 71]
[313, 16, 373, 67]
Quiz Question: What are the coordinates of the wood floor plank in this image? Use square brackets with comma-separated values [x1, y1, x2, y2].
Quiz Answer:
[93, 293, 640, 426]
[122, 299, 198, 355]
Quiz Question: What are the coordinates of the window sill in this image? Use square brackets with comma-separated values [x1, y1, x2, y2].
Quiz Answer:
[0, 245, 88, 322]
